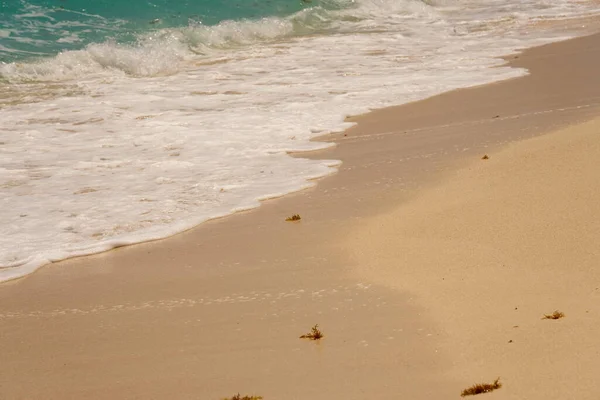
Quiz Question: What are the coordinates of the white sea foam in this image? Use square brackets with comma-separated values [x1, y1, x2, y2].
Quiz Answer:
[1, 0, 600, 282]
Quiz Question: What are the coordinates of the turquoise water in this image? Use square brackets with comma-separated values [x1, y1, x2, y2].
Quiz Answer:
[0, 0, 313, 61]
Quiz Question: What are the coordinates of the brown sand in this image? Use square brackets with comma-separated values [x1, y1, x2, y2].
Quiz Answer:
[1, 34, 600, 399]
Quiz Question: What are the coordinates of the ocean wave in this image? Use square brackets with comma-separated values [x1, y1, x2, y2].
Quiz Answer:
[0, 0, 439, 81]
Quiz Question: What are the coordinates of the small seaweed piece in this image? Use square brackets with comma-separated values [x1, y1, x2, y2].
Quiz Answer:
[300, 324, 323, 340]
[224, 394, 263, 400]
[542, 310, 565, 320]
[461, 378, 502, 397]
[285, 214, 301, 222]
[481, 154, 489, 160]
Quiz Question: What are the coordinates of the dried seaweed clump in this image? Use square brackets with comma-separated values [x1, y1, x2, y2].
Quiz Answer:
[223, 394, 263, 400]
[300, 324, 323, 340]
[461, 378, 502, 397]
[481, 154, 489, 160]
[542, 310, 565, 320]
[285, 214, 301, 221]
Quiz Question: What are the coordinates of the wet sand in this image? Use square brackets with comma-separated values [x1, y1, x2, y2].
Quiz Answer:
[1, 33, 599, 399]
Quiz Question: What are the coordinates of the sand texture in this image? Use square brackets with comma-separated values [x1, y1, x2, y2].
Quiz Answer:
[346, 117, 600, 399]
[1, 33, 600, 399]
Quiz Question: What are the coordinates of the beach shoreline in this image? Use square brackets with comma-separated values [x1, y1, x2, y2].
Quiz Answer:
[1, 32, 600, 399]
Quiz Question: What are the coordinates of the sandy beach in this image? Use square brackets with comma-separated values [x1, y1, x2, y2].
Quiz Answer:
[1, 32, 599, 400]
[346, 117, 600, 399]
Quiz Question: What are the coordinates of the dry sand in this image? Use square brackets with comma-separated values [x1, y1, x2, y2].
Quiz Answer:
[345, 117, 600, 399]
[1, 33, 600, 399]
